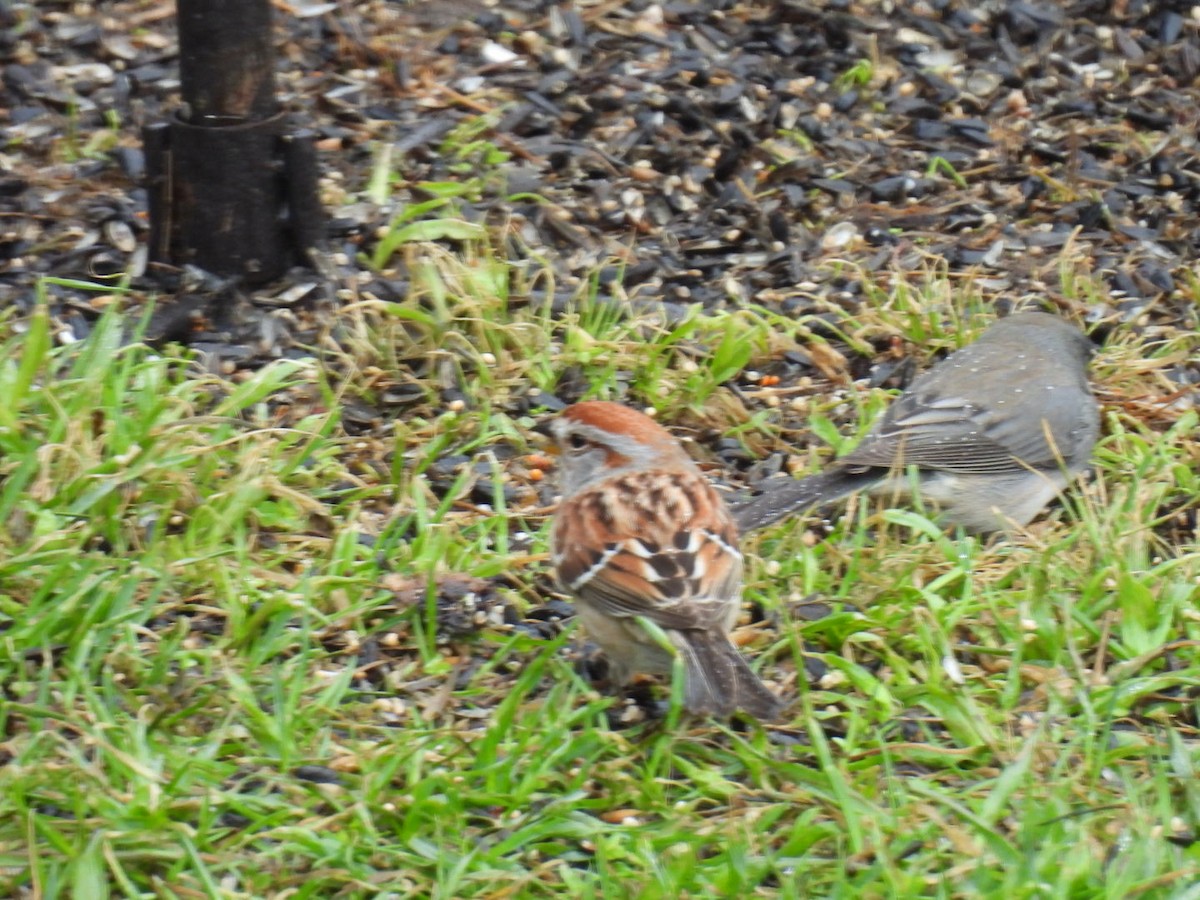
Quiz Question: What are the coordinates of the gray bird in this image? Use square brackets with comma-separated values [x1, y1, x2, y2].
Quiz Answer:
[732, 312, 1100, 534]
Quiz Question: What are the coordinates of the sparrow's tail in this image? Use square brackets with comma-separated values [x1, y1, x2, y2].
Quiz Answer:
[674, 630, 784, 722]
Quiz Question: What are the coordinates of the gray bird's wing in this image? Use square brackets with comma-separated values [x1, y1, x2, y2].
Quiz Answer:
[841, 326, 1094, 475]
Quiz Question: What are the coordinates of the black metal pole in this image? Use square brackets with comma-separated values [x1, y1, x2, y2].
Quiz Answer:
[143, 0, 323, 288]
[177, 0, 277, 122]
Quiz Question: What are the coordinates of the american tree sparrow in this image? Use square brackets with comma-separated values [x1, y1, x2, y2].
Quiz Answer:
[544, 400, 783, 721]
[733, 312, 1100, 534]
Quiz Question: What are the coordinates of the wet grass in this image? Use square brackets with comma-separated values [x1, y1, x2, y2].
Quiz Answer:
[0, 244, 1198, 898]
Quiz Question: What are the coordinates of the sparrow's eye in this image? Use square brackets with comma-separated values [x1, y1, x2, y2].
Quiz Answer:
[567, 433, 589, 451]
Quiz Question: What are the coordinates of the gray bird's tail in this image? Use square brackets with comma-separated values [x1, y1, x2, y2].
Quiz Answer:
[730, 468, 878, 533]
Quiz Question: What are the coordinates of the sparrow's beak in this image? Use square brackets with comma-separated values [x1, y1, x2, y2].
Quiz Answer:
[531, 417, 559, 452]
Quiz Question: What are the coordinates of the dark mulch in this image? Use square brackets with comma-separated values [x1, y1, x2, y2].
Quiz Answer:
[2, 0, 1197, 472]
[6, 1, 1200, 321]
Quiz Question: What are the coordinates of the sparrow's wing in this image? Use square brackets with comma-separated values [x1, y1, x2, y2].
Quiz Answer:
[552, 470, 742, 632]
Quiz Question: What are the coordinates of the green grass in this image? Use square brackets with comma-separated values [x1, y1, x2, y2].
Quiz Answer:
[1, 232, 1198, 899]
